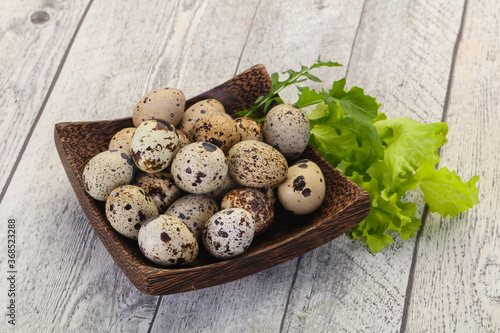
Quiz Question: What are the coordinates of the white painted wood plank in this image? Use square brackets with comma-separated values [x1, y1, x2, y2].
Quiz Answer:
[151, 0, 366, 332]
[405, 0, 500, 331]
[0, 0, 90, 195]
[0, 0, 261, 331]
[279, 0, 466, 332]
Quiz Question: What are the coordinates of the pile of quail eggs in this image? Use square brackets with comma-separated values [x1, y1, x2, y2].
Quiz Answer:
[82, 87, 326, 267]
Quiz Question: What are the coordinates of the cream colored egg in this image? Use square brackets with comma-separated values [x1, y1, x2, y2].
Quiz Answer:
[108, 127, 136, 155]
[227, 140, 288, 188]
[105, 185, 158, 239]
[165, 194, 219, 241]
[130, 119, 179, 174]
[193, 112, 240, 153]
[132, 88, 185, 127]
[202, 208, 255, 260]
[178, 99, 225, 138]
[277, 159, 326, 215]
[138, 215, 198, 267]
[133, 172, 182, 213]
[235, 117, 263, 141]
[263, 104, 310, 160]
[171, 142, 228, 194]
[82, 150, 136, 201]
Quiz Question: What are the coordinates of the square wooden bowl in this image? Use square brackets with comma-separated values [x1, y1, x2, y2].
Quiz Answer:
[54, 65, 370, 295]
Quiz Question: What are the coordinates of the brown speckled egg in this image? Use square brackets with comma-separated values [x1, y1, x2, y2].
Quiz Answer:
[227, 140, 288, 188]
[109, 127, 136, 155]
[138, 215, 198, 267]
[165, 194, 219, 241]
[258, 186, 277, 205]
[221, 188, 274, 235]
[132, 88, 185, 127]
[235, 117, 263, 141]
[202, 208, 255, 260]
[130, 119, 179, 174]
[263, 104, 310, 160]
[277, 159, 326, 215]
[205, 173, 239, 202]
[193, 112, 240, 153]
[133, 172, 182, 213]
[105, 185, 158, 239]
[82, 150, 136, 201]
[171, 142, 228, 194]
[178, 99, 225, 138]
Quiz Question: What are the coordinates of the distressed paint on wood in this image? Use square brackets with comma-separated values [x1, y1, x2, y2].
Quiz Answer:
[405, 0, 500, 331]
[0, 0, 91, 196]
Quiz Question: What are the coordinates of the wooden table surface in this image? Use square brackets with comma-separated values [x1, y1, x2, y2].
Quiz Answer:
[0, 0, 498, 332]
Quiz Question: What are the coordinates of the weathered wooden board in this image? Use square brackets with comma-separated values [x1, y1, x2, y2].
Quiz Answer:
[0, 0, 91, 196]
[0, 0, 260, 331]
[279, 0, 466, 332]
[405, 0, 500, 331]
[150, 0, 366, 331]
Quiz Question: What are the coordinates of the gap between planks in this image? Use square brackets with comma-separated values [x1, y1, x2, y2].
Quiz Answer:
[398, 0, 469, 332]
[0, 0, 95, 206]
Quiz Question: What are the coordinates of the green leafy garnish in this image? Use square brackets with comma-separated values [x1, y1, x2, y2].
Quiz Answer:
[236, 56, 341, 119]
[242, 58, 480, 253]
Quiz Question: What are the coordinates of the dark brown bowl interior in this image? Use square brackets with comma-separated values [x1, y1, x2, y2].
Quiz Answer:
[54, 65, 370, 295]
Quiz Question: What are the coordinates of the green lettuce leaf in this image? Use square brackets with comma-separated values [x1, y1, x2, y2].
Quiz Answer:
[420, 168, 480, 218]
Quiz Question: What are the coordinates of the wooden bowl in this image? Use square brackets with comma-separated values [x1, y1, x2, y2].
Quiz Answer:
[54, 64, 370, 295]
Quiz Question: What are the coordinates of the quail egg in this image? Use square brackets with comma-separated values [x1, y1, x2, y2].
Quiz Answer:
[133, 172, 182, 213]
[165, 194, 219, 241]
[193, 112, 240, 153]
[205, 172, 239, 202]
[221, 188, 274, 235]
[227, 140, 288, 188]
[82, 150, 136, 201]
[171, 142, 228, 194]
[105, 185, 158, 239]
[277, 159, 326, 215]
[178, 99, 225, 138]
[130, 119, 179, 174]
[132, 88, 185, 127]
[138, 215, 198, 267]
[235, 117, 263, 141]
[263, 104, 310, 160]
[203, 208, 255, 260]
[109, 127, 136, 155]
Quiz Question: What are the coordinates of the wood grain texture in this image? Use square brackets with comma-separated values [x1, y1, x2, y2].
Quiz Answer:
[405, 0, 500, 331]
[0, 0, 91, 195]
[279, 0, 467, 332]
[0, 0, 260, 331]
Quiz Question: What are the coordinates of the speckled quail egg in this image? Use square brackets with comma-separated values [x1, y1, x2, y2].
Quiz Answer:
[178, 99, 225, 138]
[82, 150, 136, 201]
[105, 185, 158, 239]
[205, 172, 239, 202]
[138, 215, 198, 267]
[203, 208, 255, 260]
[193, 112, 240, 153]
[263, 104, 310, 160]
[235, 117, 263, 141]
[130, 119, 179, 174]
[109, 127, 136, 155]
[165, 194, 219, 241]
[277, 159, 326, 215]
[171, 142, 228, 194]
[133, 172, 182, 213]
[227, 140, 288, 188]
[221, 188, 274, 235]
[132, 88, 185, 127]
[258, 186, 277, 205]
